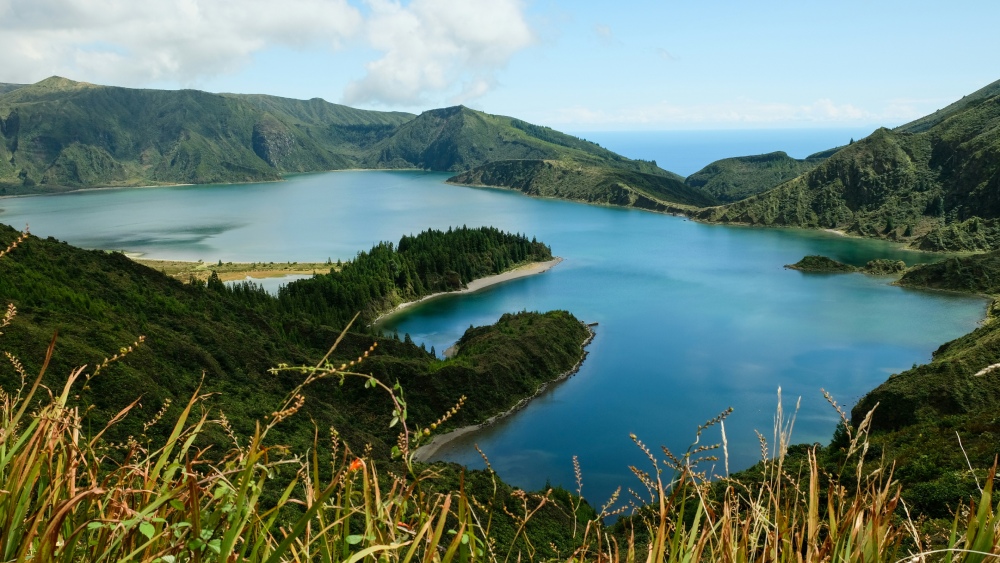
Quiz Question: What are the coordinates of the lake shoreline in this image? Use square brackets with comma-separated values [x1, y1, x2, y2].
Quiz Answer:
[0, 167, 432, 201]
[0, 172, 957, 259]
[132, 257, 331, 282]
[372, 257, 563, 325]
[412, 323, 596, 463]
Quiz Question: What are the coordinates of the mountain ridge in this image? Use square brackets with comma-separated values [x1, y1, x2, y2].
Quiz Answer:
[0, 76, 713, 211]
[694, 79, 1000, 251]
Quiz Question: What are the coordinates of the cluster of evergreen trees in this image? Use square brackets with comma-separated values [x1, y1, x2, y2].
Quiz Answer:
[256, 226, 552, 328]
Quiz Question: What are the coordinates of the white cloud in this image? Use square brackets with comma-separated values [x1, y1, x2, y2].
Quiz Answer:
[544, 97, 925, 129]
[343, 0, 534, 106]
[593, 23, 617, 46]
[0, 0, 535, 106]
[656, 48, 676, 62]
[0, 0, 362, 85]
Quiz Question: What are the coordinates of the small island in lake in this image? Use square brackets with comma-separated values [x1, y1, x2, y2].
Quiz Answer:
[786, 255, 907, 275]
[785, 255, 858, 273]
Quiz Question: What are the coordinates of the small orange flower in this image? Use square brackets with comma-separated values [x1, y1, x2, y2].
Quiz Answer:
[348, 458, 364, 472]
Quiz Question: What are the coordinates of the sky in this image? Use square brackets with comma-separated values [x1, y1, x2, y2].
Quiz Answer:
[1, 0, 997, 130]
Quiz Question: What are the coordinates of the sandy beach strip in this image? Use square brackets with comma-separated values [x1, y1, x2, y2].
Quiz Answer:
[373, 257, 563, 324]
[411, 323, 595, 463]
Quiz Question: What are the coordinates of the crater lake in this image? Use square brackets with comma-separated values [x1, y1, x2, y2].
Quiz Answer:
[0, 165, 985, 506]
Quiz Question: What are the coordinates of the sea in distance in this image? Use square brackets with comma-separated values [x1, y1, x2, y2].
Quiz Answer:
[0, 129, 984, 507]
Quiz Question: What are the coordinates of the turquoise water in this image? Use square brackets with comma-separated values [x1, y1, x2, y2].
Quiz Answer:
[0, 169, 985, 508]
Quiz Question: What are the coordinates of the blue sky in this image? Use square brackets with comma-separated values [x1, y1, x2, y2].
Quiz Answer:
[1, 0, 997, 130]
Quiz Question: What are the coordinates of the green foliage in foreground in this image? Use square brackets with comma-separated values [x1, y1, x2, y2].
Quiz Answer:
[0, 224, 580, 459]
[697, 79, 1000, 251]
[5, 324, 999, 562]
[0, 222, 601, 558]
[4, 224, 1000, 559]
[852, 248, 1000, 519]
[685, 151, 825, 204]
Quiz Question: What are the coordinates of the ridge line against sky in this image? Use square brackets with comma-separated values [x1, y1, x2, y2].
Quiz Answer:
[1, 0, 997, 130]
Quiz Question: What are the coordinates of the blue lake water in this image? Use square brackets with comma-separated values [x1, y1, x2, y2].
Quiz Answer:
[0, 132, 985, 507]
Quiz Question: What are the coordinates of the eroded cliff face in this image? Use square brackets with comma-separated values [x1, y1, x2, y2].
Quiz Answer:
[252, 118, 296, 168]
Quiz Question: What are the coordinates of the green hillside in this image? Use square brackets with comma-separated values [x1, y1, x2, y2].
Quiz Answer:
[363, 105, 715, 210]
[685, 151, 825, 203]
[0, 83, 25, 95]
[0, 77, 414, 194]
[362, 105, 668, 174]
[450, 158, 716, 210]
[696, 80, 1000, 251]
[898, 249, 1000, 294]
[895, 78, 1000, 134]
[0, 78, 713, 210]
[0, 223, 587, 458]
[849, 309, 999, 516]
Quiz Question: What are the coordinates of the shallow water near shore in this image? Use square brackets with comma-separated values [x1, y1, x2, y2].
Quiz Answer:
[0, 169, 986, 507]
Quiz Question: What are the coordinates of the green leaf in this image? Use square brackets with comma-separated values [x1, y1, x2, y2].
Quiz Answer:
[139, 521, 155, 539]
[346, 534, 364, 545]
[208, 538, 222, 554]
[389, 416, 399, 428]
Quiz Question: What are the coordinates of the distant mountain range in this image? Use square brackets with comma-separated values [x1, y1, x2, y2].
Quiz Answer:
[0, 76, 712, 210]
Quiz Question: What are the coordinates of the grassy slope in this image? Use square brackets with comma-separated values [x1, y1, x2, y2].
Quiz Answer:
[450, 158, 716, 210]
[0, 77, 414, 193]
[0, 223, 596, 557]
[363, 105, 668, 175]
[839, 253, 1000, 516]
[0, 78, 710, 210]
[361, 105, 715, 209]
[685, 151, 825, 203]
[696, 80, 1000, 251]
[899, 249, 1000, 293]
[896, 78, 1000, 134]
[0, 224, 588, 459]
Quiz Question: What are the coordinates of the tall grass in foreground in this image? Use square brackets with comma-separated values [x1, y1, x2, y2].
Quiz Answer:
[2, 230, 999, 562]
